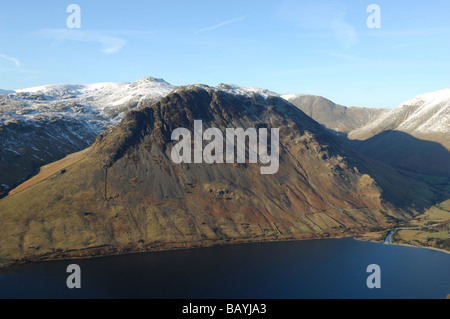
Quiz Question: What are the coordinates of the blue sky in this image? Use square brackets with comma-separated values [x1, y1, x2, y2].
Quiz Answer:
[0, 0, 449, 108]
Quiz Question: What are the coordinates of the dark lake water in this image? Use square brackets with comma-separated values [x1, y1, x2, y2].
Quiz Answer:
[0, 238, 449, 299]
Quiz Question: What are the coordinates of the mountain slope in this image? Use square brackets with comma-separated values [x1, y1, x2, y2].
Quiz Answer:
[0, 89, 15, 95]
[0, 77, 176, 195]
[282, 94, 387, 134]
[0, 85, 439, 267]
[349, 88, 450, 147]
[348, 88, 450, 176]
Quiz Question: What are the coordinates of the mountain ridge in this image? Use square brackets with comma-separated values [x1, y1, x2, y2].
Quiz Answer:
[282, 94, 388, 134]
[349, 88, 450, 147]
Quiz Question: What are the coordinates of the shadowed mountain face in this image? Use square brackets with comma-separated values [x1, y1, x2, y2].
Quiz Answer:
[284, 91, 450, 178]
[347, 89, 450, 177]
[0, 117, 99, 196]
[350, 130, 450, 177]
[0, 86, 441, 267]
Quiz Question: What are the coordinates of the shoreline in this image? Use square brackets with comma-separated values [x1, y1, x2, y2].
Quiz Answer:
[388, 241, 450, 255]
[0, 232, 360, 270]
[2, 231, 448, 270]
[353, 233, 450, 255]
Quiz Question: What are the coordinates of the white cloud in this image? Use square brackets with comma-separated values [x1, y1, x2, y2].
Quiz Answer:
[0, 54, 20, 68]
[36, 29, 126, 54]
[197, 15, 248, 33]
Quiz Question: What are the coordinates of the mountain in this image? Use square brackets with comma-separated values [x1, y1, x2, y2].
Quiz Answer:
[0, 84, 440, 268]
[0, 77, 176, 196]
[349, 88, 450, 147]
[0, 89, 15, 95]
[348, 88, 450, 176]
[282, 94, 387, 134]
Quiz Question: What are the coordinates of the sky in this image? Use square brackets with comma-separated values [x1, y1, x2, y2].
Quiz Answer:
[0, 0, 449, 108]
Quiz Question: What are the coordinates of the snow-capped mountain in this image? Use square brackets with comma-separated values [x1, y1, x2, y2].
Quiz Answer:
[0, 77, 176, 194]
[349, 88, 450, 148]
[1, 79, 276, 130]
[214, 83, 279, 99]
[0, 77, 286, 195]
[3, 76, 176, 125]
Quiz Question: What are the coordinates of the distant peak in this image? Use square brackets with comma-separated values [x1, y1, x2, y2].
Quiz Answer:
[133, 76, 169, 85]
[214, 83, 279, 98]
[399, 87, 450, 107]
[0, 89, 15, 95]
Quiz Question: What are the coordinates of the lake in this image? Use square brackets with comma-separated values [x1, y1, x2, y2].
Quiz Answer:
[0, 238, 448, 299]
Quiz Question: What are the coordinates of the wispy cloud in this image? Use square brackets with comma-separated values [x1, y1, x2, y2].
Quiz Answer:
[35, 29, 127, 54]
[0, 54, 20, 68]
[197, 15, 248, 33]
